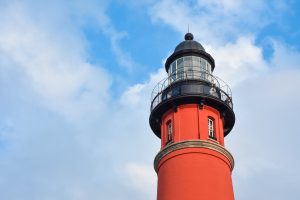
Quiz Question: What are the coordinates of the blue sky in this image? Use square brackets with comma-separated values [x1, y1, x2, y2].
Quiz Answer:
[0, 0, 300, 199]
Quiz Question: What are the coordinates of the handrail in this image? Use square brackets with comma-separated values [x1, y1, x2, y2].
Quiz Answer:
[150, 70, 233, 111]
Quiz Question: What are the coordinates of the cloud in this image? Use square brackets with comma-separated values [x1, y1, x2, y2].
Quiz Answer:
[99, 21, 137, 71]
[0, 2, 162, 199]
[196, 0, 242, 11]
[219, 40, 300, 199]
[124, 162, 157, 199]
[0, 2, 119, 199]
[0, 1, 152, 200]
[0, 1, 112, 122]
[210, 36, 268, 86]
[150, 0, 285, 45]
[270, 40, 300, 69]
[229, 71, 300, 199]
[120, 67, 165, 107]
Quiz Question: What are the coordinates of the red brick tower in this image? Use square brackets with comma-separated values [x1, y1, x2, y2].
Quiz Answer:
[149, 33, 235, 200]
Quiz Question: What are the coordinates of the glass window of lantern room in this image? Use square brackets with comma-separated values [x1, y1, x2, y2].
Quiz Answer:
[206, 62, 212, 74]
[199, 58, 206, 80]
[177, 57, 183, 69]
[177, 58, 184, 80]
[170, 62, 177, 82]
[187, 67, 193, 79]
[192, 56, 201, 79]
[171, 62, 176, 74]
[183, 56, 192, 67]
[200, 58, 206, 70]
[206, 62, 212, 82]
[184, 56, 192, 79]
[208, 118, 216, 139]
[167, 121, 172, 143]
[192, 56, 200, 69]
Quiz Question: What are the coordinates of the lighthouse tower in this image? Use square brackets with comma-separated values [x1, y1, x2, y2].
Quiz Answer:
[149, 33, 235, 200]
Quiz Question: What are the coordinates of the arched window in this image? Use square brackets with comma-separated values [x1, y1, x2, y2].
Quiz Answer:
[208, 117, 216, 140]
[166, 120, 173, 143]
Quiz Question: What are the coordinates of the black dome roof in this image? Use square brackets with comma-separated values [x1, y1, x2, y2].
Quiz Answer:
[174, 33, 205, 52]
[165, 32, 215, 72]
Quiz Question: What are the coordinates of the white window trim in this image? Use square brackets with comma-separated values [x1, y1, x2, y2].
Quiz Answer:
[167, 121, 173, 143]
[208, 118, 215, 139]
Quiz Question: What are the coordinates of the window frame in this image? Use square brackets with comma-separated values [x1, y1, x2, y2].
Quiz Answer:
[208, 117, 216, 140]
[166, 120, 173, 143]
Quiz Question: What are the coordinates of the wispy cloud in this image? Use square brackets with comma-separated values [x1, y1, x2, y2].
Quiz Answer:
[210, 36, 268, 86]
[0, 1, 153, 199]
[150, 0, 286, 45]
[124, 162, 157, 199]
[0, 1, 111, 122]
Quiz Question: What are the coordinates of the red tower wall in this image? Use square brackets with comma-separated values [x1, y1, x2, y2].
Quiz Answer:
[156, 148, 234, 200]
[156, 104, 234, 200]
[161, 104, 225, 148]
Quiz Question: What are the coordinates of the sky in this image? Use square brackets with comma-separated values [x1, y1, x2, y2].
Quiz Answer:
[0, 0, 300, 199]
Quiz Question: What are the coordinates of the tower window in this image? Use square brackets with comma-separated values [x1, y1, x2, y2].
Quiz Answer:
[167, 121, 173, 143]
[208, 118, 216, 139]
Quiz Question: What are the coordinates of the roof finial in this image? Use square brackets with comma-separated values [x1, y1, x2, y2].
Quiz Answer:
[184, 32, 194, 40]
[185, 24, 193, 40]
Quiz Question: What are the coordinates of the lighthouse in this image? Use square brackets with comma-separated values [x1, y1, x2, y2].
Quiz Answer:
[149, 33, 235, 200]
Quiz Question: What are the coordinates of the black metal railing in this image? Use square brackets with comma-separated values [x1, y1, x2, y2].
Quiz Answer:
[151, 70, 233, 111]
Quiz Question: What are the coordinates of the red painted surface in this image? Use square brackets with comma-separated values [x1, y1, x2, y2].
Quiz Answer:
[157, 148, 234, 200]
[161, 104, 224, 148]
[157, 104, 234, 200]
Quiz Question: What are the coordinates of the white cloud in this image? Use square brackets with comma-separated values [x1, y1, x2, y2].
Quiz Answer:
[0, 1, 112, 122]
[196, 0, 269, 14]
[75, 0, 138, 71]
[229, 69, 300, 199]
[221, 41, 300, 199]
[125, 163, 157, 199]
[270, 40, 300, 69]
[120, 67, 165, 107]
[150, 0, 284, 45]
[150, 1, 195, 37]
[121, 84, 146, 105]
[0, 1, 153, 200]
[210, 36, 268, 86]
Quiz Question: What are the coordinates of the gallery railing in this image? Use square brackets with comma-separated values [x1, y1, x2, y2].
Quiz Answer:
[151, 70, 233, 111]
